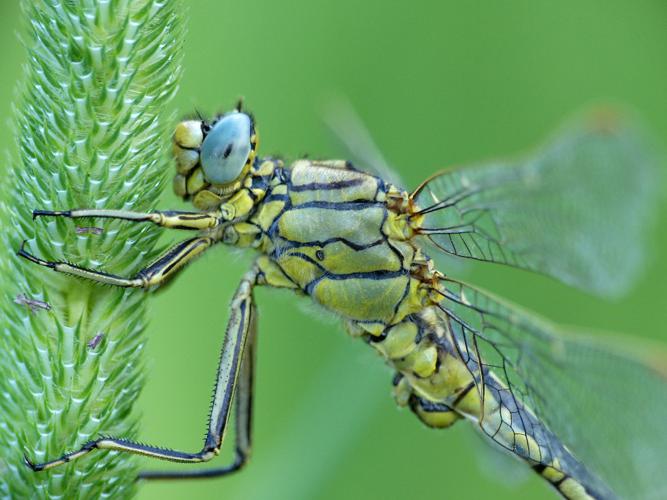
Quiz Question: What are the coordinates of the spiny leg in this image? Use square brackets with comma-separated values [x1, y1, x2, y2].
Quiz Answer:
[140, 291, 257, 480]
[18, 236, 213, 288]
[33, 208, 220, 230]
[24, 267, 259, 475]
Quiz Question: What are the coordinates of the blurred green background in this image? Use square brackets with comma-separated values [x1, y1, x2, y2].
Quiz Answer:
[1, 0, 666, 498]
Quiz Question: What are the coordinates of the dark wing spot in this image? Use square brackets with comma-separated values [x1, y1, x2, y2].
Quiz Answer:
[222, 143, 233, 159]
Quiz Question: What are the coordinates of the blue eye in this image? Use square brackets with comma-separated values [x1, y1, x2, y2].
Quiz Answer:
[200, 112, 253, 185]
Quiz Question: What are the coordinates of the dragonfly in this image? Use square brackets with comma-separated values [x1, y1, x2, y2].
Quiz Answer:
[18, 103, 667, 499]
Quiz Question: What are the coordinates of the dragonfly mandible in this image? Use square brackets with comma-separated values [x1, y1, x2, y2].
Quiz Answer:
[19, 103, 667, 499]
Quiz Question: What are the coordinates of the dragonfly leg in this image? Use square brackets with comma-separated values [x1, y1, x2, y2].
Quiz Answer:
[24, 268, 259, 478]
[18, 236, 213, 288]
[33, 208, 220, 230]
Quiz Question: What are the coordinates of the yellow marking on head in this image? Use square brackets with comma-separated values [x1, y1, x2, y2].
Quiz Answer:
[173, 174, 187, 197]
[173, 142, 199, 174]
[186, 167, 207, 194]
[174, 120, 203, 148]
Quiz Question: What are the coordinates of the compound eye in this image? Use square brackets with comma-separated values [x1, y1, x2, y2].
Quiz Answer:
[200, 112, 253, 185]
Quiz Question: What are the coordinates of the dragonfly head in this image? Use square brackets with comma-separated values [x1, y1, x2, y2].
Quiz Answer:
[172, 108, 259, 210]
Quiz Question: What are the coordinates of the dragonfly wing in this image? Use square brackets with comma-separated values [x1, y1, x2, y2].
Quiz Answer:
[437, 277, 667, 500]
[415, 117, 660, 297]
[323, 95, 406, 189]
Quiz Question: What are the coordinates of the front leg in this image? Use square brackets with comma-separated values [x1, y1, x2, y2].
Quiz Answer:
[18, 236, 213, 288]
[33, 208, 221, 230]
[25, 267, 260, 478]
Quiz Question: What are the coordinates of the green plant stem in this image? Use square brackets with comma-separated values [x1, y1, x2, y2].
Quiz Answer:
[0, 0, 183, 497]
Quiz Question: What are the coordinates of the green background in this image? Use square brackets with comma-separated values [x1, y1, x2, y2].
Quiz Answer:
[1, 1, 666, 498]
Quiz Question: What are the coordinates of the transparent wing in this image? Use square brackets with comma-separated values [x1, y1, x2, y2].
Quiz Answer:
[323, 95, 406, 188]
[414, 117, 660, 297]
[437, 277, 667, 500]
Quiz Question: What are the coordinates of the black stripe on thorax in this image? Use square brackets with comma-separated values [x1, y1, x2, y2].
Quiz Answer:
[264, 193, 289, 203]
[276, 236, 384, 253]
[287, 251, 326, 273]
[288, 200, 382, 211]
[290, 178, 367, 192]
[305, 269, 406, 294]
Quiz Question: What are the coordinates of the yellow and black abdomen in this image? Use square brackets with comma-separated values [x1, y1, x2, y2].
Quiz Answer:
[256, 160, 424, 330]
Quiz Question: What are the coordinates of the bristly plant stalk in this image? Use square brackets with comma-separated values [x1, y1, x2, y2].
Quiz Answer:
[0, 1, 183, 497]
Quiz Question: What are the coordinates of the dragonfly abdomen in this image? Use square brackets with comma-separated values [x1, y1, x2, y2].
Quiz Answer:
[373, 305, 612, 500]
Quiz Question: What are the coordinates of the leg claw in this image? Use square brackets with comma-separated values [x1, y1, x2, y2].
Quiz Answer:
[23, 453, 42, 472]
